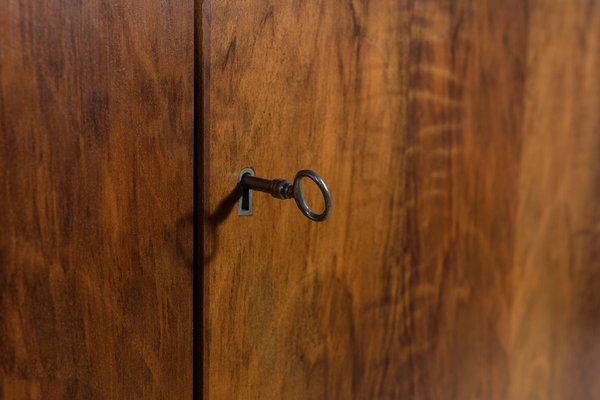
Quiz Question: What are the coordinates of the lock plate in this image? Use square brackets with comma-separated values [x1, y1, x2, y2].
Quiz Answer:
[238, 167, 255, 216]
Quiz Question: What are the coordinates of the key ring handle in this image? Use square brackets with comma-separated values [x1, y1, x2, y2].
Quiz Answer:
[292, 170, 332, 222]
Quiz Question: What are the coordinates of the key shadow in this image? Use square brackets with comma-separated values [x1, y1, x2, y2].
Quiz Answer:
[201, 184, 242, 264]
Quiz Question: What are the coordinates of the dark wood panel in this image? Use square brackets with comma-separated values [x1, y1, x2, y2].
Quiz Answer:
[203, 0, 600, 398]
[0, 0, 194, 398]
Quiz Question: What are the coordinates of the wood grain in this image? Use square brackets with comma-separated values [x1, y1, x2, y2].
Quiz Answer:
[0, 0, 194, 398]
[202, 0, 600, 398]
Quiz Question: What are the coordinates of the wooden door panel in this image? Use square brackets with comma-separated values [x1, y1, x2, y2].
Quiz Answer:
[203, 1, 407, 398]
[0, 0, 194, 398]
[203, 0, 599, 399]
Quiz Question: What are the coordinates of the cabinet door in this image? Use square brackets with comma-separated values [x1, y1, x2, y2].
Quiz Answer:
[0, 1, 193, 398]
[201, 1, 600, 398]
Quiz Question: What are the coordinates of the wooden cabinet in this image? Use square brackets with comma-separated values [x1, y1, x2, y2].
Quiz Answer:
[1, 0, 600, 398]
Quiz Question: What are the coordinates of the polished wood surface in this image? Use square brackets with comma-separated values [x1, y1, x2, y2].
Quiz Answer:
[0, 0, 194, 398]
[202, 0, 600, 398]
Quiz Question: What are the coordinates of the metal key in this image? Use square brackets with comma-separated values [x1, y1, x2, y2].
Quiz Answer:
[238, 168, 332, 222]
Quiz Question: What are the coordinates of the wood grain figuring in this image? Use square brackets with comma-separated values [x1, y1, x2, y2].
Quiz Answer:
[0, 0, 194, 398]
[203, 0, 600, 398]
